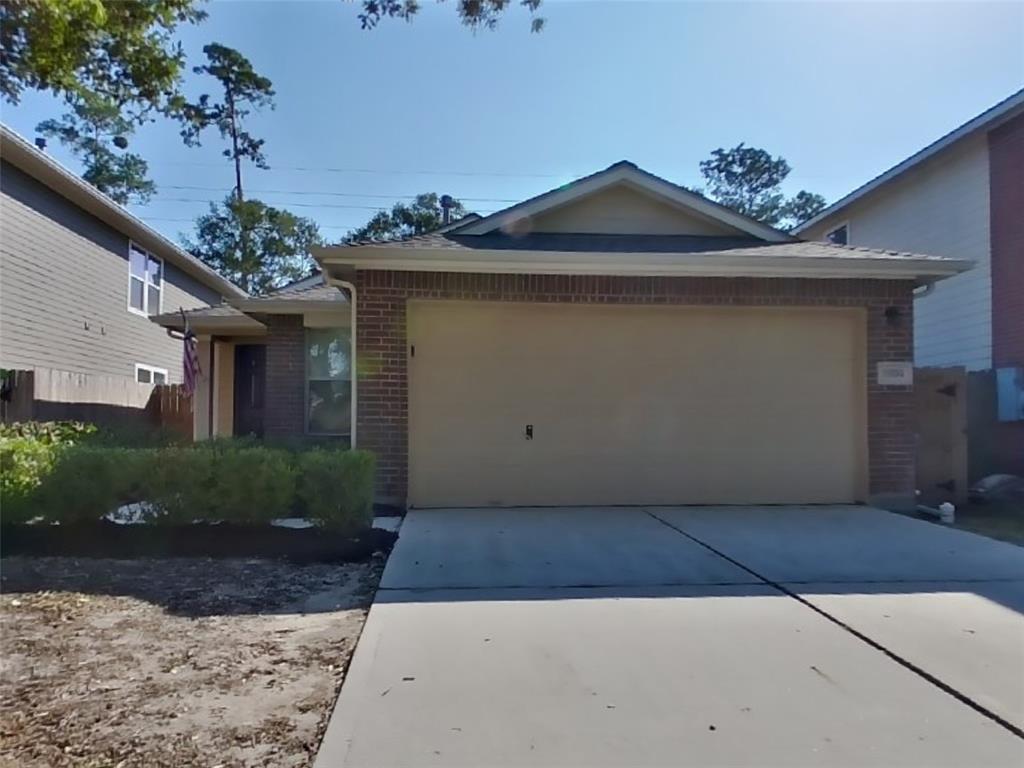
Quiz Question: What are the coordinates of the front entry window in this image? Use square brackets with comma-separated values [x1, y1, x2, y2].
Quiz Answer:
[306, 327, 351, 436]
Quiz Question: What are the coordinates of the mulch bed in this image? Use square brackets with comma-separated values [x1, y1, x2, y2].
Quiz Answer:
[1, 521, 397, 564]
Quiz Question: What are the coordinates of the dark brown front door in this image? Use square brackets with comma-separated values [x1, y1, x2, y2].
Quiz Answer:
[234, 345, 266, 438]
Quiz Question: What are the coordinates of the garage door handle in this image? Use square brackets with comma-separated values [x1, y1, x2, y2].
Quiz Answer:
[525, 424, 533, 440]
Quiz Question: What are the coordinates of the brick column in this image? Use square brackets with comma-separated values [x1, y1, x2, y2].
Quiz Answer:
[261, 314, 306, 439]
[355, 278, 408, 503]
[865, 289, 916, 507]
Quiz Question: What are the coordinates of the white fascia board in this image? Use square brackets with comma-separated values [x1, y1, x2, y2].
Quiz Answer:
[231, 299, 349, 313]
[457, 164, 792, 243]
[150, 314, 267, 335]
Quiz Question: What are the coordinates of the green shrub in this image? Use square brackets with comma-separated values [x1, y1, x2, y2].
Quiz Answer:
[0, 420, 98, 445]
[141, 444, 295, 524]
[0, 436, 60, 522]
[141, 446, 210, 523]
[1, 421, 100, 523]
[90, 424, 190, 449]
[32, 445, 140, 523]
[2, 436, 373, 529]
[296, 449, 376, 532]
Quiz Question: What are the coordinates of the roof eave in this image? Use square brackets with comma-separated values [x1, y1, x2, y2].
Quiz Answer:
[230, 299, 349, 313]
[318, 247, 971, 282]
[150, 314, 267, 336]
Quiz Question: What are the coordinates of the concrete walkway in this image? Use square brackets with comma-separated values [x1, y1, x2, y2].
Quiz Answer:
[316, 506, 1024, 767]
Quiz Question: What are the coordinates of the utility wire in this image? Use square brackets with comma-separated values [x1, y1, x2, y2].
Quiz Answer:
[144, 196, 498, 213]
[159, 184, 520, 203]
[144, 216, 363, 231]
[151, 161, 573, 179]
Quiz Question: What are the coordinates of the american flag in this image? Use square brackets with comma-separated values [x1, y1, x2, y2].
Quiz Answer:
[182, 312, 201, 396]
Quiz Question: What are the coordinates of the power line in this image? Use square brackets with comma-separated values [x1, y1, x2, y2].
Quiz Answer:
[152, 161, 573, 179]
[144, 196, 498, 213]
[160, 184, 519, 203]
[143, 216, 362, 231]
[151, 197, 412, 211]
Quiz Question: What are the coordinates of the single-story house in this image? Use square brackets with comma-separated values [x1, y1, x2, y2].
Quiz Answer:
[156, 161, 970, 510]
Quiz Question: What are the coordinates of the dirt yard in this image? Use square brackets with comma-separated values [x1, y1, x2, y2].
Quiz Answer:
[0, 556, 385, 767]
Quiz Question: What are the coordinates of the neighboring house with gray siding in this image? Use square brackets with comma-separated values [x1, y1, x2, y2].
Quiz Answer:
[797, 89, 1024, 478]
[0, 124, 244, 415]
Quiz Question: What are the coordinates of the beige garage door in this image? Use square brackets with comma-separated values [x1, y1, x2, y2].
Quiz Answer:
[408, 301, 867, 507]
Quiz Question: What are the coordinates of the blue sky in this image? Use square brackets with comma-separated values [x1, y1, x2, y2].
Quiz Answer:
[3, 1, 1022, 243]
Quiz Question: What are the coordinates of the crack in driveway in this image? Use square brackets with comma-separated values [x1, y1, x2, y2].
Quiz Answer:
[642, 507, 1024, 741]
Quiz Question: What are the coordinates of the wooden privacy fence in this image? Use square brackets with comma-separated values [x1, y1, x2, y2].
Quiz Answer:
[149, 384, 193, 439]
[0, 368, 193, 439]
[915, 366, 968, 505]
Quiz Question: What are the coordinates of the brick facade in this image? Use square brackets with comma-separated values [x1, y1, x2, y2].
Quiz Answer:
[354, 271, 916, 507]
[260, 314, 306, 439]
[988, 112, 1024, 473]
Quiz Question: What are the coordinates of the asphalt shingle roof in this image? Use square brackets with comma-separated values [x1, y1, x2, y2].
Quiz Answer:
[152, 282, 346, 330]
[152, 304, 245, 323]
[262, 283, 346, 303]
[345, 232, 960, 263]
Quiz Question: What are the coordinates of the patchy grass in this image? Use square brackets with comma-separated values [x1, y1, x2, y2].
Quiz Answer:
[948, 500, 1024, 547]
[0, 556, 385, 767]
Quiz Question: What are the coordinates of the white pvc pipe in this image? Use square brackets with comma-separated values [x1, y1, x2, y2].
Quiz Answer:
[917, 503, 955, 524]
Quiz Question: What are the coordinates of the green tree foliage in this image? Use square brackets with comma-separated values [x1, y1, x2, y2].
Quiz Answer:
[181, 43, 275, 200]
[347, 193, 466, 242]
[698, 143, 826, 230]
[0, 0, 205, 119]
[185, 197, 322, 295]
[359, 0, 543, 32]
[36, 94, 156, 204]
[779, 190, 828, 230]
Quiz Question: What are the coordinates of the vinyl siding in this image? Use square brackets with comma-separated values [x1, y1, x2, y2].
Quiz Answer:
[0, 161, 223, 382]
[801, 135, 992, 371]
[531, 184, 741, 236]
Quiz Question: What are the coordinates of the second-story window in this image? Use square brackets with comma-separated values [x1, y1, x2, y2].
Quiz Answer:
[128, 242, 163, 316]
[826, 224, 849, 246]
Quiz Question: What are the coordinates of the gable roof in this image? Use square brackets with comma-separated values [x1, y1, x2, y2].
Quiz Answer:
[1, 123, 246, 300]
[452, 161, 795, 242]
[795, 88, 1024, 234]
[315, 160, 971, 283]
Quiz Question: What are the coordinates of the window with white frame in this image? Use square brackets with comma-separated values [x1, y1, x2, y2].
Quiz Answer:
[128, 242, 163, 315]
[826, 223, 849, 246]
[306, 327, 351, 436]
[135, 364, 168, 385]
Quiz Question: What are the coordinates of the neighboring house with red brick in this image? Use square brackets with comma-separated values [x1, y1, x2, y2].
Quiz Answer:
[797, 89, 1024, 479]
[159, 161, 969, 511]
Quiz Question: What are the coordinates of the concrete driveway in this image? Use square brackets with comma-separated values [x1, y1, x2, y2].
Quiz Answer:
[316, 506, 1024, 767]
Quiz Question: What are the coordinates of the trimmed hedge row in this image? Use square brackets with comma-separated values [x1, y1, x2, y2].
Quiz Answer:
[1, 429, 375, 531]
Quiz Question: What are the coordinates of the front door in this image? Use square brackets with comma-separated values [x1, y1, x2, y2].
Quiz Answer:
[234, 344, 266, 438]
